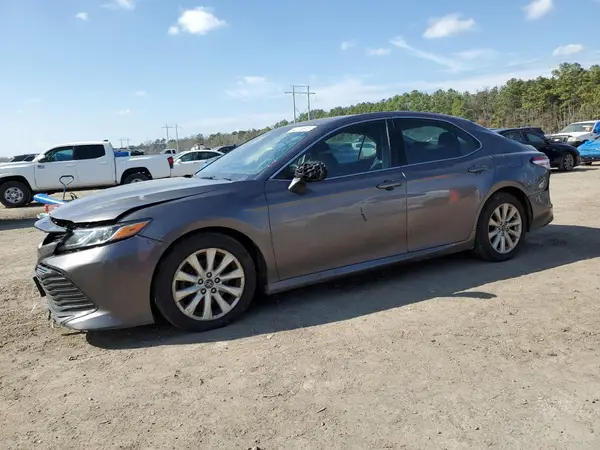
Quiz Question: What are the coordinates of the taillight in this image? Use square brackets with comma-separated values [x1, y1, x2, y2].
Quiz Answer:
[530, 155, 551, 170]
[167, 156, 174, 169]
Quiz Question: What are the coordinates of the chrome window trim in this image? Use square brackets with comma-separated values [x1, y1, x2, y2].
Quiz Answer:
[268, 117, 392, 181]
[267, 114, 485, 181]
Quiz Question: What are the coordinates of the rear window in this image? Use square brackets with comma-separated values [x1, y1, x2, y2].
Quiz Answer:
[75, 144, 106, 160]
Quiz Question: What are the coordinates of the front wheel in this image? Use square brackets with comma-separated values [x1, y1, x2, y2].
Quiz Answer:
[153, 233, 257, 332]
[473, 192, 526, 262]
[0, 181, 32, 208]
[558, 153, 575, 172]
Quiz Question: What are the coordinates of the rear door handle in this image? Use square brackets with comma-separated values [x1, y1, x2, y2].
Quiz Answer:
[468, 165, 489, 174]
[376, 180, 404, 191]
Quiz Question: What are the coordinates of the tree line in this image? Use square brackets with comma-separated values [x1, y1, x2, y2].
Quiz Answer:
[133, 62, 599, 153]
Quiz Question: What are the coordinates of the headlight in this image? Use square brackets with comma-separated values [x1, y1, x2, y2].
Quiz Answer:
[58, 220, 150, 251]
[567, 136, 577, 141]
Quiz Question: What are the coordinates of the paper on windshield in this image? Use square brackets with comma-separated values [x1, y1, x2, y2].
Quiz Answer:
[287, 126, 317, 133]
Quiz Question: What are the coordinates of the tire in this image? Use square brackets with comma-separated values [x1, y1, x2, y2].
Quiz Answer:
[122, 172, 150, 184]
[473, 192, 526, 262]
[558, 152, 575, 172]
[0, 181, 32, 208]
[153, 232, 257, 332]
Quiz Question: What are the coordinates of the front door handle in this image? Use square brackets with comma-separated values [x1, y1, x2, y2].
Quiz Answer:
[377, 180, 404, 191]
[468, 165, 489, 174]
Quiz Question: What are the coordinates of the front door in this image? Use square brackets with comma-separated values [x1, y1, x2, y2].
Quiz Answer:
[265, 119, 408, 281]
[391, 118, 495, 252]
[34, 146, 80, 190]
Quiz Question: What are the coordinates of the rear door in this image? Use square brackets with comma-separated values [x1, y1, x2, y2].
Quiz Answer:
[74, 144, 114, 187]
[391, 118, 495, 252]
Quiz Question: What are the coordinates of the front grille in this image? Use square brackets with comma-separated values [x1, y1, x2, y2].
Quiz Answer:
[35, 265, 96, 321]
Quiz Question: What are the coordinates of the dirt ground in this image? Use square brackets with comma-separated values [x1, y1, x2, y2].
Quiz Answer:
[1, 170, 600, 450]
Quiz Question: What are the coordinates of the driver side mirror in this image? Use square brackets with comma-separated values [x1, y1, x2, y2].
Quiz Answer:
[287, 161, 328, 194]
[38, 157, 48, 163]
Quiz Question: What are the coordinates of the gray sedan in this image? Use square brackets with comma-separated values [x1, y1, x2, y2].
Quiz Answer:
[33, 112, 554, 332]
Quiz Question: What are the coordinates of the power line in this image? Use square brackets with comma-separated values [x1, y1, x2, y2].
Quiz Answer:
[285, 85, 316, 123]
[163, 124, 182, 152]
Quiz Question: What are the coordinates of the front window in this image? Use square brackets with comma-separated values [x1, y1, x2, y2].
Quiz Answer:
[560, 122, 596, 133]
[196, 124, 316, 179]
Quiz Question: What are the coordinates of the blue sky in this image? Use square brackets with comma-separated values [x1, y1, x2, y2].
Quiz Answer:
[1, 0, 599, 156]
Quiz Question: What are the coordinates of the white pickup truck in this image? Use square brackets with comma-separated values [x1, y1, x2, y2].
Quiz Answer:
[0, 141, 173, 208]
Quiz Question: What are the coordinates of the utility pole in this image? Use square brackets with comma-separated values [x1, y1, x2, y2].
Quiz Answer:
[126, 138, 130, 149]
[119, 138, 126, 149]
[174, 124, 181, 153]
[285, 85, 315, 123]
[163, 124, 174, 149]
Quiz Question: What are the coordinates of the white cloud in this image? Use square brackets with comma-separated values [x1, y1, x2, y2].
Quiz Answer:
[168, 7, 227, 36]
[225, 76, 281, 100]
[341, 41, 356, 51]
[75, 12, 89, 21]
[367, 48, 391, 57]
[553, 44, 584, 56]
[390, 37, 466, 73]
[454, 49, 498, 60]
[134, 90, 147, 97]
[103, 0, 135, 10]
[117, 108, 131, 115]
[523, 0, 553, 20]
[423, 13, 476, 39]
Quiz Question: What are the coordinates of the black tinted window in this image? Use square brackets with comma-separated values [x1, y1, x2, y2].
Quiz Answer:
[503, 131, 525, 143]
[75, 144, 105, 160]
[454, 127, 480, 155]
[199, 152, 218, 160]
[525, 132, 546, 145]
[395, 119, 463, 164]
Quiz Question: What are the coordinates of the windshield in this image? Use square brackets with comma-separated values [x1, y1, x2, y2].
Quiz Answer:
[195, 124, 316, 178]
[560, 122, 596, 133]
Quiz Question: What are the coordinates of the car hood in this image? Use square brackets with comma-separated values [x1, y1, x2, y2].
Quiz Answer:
[49, 177, 229, 224]
[548, 131, 591, 138]
[578, 140, 600, 152]
[0, 161, 34, 170]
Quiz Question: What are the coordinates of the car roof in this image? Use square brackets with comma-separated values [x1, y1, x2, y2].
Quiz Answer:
[280, 111, 479, 135]
[573, 120, 600, 124]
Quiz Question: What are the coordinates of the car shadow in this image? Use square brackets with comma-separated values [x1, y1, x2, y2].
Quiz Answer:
[86, 223, 600, 350]
[0, 218, 37, 231]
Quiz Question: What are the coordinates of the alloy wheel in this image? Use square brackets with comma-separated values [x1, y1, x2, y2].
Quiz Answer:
[564, 153, 574, 171]
[488, 203, 522, 254]
[171, 248, 245, 321]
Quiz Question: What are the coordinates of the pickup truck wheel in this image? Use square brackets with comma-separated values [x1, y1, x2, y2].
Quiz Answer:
[123, 173, 150, 184]
[0, 181, 31, 208]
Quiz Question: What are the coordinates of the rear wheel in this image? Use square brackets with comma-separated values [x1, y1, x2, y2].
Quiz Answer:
[558, 152, 575, 172]
[123, 172, 150, 184]
[153, 233, 257, 332]
[473, 192, 526, 262]
[0, 181, 32, 208]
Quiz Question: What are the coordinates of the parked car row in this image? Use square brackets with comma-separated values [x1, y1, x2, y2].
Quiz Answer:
[491, 119, 600, 171]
